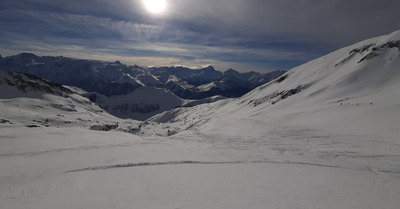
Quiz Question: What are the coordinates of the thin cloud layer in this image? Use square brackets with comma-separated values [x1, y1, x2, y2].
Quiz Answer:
[1, 0, 400, 72]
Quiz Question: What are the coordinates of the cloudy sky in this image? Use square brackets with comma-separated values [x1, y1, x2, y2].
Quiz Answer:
[1, 0, 400, 72]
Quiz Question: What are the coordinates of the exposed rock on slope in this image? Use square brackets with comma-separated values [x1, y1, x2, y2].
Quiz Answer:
[0, 70, 72, 98]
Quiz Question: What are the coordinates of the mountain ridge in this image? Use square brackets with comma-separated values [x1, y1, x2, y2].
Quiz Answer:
[0, 54, 284, 120]
[0, 54, 285, 99]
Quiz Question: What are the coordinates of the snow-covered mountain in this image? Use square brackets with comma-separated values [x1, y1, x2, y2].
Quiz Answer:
[149, 65, 224, 86]
[196, 69, 286, 98]
[149, 30, 400, 141]
[0, 54, 143, 96]
[150, 66, 286, 99]
[0, 54, 284, 120]
[0, 54, 284, 99]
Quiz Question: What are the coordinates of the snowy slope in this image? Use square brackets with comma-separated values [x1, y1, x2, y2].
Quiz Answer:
[0, 70, 140, 131]
[151, 30, 400, 136]
[237, 31, 400, 135]
[148, 30, 400, 174]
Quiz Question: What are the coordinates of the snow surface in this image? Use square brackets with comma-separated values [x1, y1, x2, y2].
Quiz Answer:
[1, 30, 400, 209]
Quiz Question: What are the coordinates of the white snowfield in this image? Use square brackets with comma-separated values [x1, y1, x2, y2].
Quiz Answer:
[1, 30, 400, 209]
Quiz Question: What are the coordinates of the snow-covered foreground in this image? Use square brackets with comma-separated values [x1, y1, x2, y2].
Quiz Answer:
[1, 124, 399, 209]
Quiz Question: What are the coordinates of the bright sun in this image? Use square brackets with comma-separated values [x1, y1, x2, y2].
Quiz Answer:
[143, 0, 167, 14]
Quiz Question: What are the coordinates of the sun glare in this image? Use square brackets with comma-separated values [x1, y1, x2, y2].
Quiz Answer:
[143, 0, 167, 14]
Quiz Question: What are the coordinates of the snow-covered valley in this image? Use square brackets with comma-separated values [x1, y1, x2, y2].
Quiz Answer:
[1, 30, 400, 209]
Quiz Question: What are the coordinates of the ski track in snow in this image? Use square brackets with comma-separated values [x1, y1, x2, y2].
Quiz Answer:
[64, 159, 400, 174]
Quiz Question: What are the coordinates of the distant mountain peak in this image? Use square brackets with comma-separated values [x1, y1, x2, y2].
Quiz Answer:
[18, 52, 38, 59]
[223, 68, 240, 76]
[132, 64, 143, 69]
[201, 65, 216, 71]
[224, 68, 238, 73]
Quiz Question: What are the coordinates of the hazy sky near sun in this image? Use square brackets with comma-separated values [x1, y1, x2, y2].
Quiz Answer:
[1, 0, 400, 72]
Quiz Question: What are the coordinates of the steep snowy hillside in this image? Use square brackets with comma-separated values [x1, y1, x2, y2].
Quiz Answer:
[147, 30, 400, 174]
[151, 30, 400, 136]
[236, 31, 400, 135]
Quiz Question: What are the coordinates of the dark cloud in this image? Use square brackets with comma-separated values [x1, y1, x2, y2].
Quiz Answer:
[1, 0, 400, 72]
[166, 0, 400, 45]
